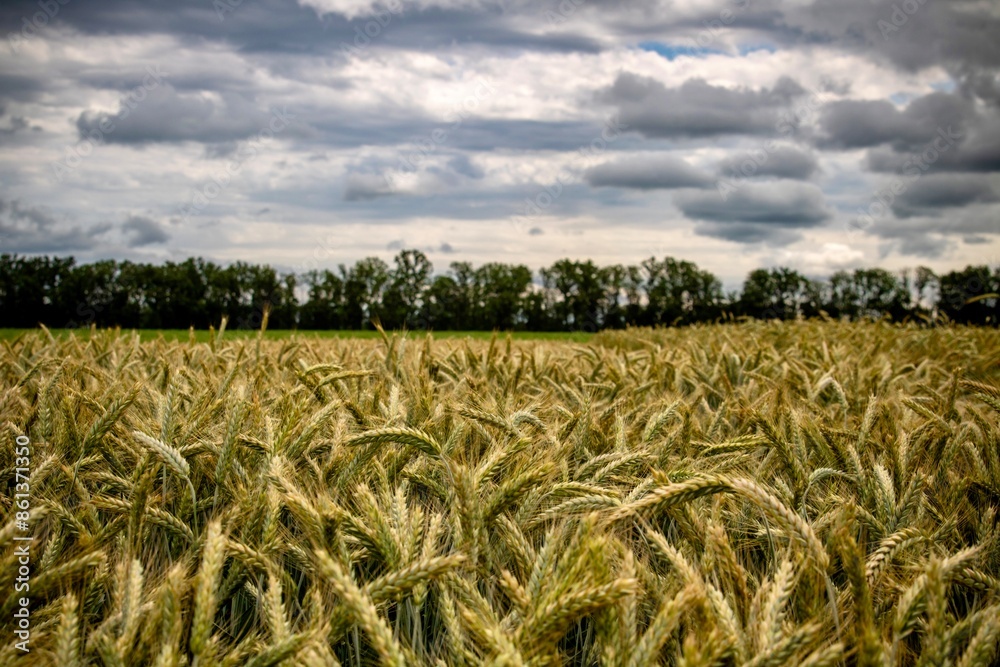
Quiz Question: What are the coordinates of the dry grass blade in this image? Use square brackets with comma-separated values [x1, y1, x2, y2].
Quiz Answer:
[314, 549, 407, 667]
[191, 520, 227, 662]
[344, 426, 442, 458]
[133, 430, 191, 480]
[54, 593, 82, 667]
[365, 554, 466, 602]
[604, 475, 730, 523]
[628, 584, 702, 667]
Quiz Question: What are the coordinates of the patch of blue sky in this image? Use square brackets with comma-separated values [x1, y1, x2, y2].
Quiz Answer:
[638, 41, 776, 59]
[890, 92, 916, 106]
[638, 41, 722, 60]
[930, 80, 956, 93]
[737, 43, 777, 55]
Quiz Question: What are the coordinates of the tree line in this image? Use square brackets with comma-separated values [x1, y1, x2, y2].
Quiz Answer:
[1, 251, 997, 330]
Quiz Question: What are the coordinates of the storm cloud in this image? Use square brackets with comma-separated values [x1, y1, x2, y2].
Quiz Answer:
[122, 215, 170, 247]
[817, 93, 973, 150]
[597, 73, 808, 139]
[717, 145, 820, 181]
[675, 182, 833, 245]
[585, 155, 712, 190]
[889, 173, 998, 218]
[0, 199, 111, 253]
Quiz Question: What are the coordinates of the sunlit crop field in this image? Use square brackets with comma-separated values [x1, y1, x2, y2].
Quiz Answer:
[2, 322, 999, 666]
[0, 329, 595, 344]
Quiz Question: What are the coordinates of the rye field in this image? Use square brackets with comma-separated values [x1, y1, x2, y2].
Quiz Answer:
[2, 322, 1000, 666]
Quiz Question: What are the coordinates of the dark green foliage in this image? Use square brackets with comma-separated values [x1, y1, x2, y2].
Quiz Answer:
[1, 251, 997, 330]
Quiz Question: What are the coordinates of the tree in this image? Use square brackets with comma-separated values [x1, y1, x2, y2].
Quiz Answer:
[851, 268, 909, 320]
[0, 254, 75, 327]
[641, 257, 723, 325]
[600, 264, 629, 330]
[540, 259, 607, 331]
[224, 262, 293, 329]
[155, 259, 208, 328]
[203, 261, 244, 328]
[382, 250, 433, 329]
[823, 271, 858, 320]
[739, 268, 819, 320]
[474, 262, 532, 330]
[3, 253, 998, 331]
[621, 264, 645, 326]
[300, 270, 345, 329]
[342, 257, 389, 329]
[422, 275, 460, 330]
[938, 265, 999, 324]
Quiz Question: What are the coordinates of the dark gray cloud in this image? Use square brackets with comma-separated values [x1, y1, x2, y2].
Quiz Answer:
[815, 89, 1000, 180]
[344, 172, 395, 201]
[675, 182, 832, 244]
[414, 118, 635, 153]
[0, 199, 111, 252]
[675, 182, 831, 225]
[585, 155, 712, 189]
[262, 178, 539, 222]
[0, 0, 601, 57]
[866, 206, 1000, 258]
[817, 93, 973, 150]
[888, 174, 998, 218]
[717, 145, 819, 181]
[891, 208, 1000, 237]
[424, 154, 490, 187]
[447, 154, 484, 180]
[76, 84, 282, 145]
[0, 74, 45, 104]
[0, 198, 56, 229]
[122, 215, 169, 247]
[597, 73, 807, 139]
[881, 234, 954, 259]
[781, 1, 1000, 78]
[693, 221, 806, 245]
[0, 115, 30, 137]
[287, 115, 629, 153]
[864, 115, 1000, 173]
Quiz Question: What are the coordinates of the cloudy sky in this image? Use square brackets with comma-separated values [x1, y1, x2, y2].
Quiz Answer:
[1, 0, 998, 287]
